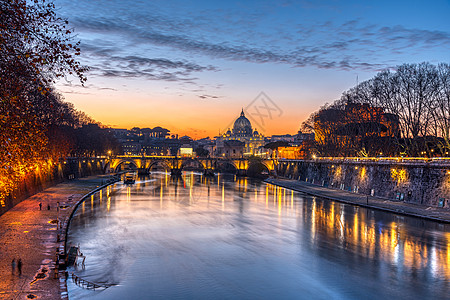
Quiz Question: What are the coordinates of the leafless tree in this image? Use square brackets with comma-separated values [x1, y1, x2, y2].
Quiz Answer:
[303, 62, 450, 157]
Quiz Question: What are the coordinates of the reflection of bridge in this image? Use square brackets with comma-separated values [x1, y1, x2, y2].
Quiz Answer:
[105, 156, 276, 176]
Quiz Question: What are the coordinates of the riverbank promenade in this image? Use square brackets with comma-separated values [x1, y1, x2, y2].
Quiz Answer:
[0, 175, 116, 300]
[266, 178, 450, 223]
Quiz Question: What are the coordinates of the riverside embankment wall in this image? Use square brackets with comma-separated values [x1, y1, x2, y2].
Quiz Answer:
[0, 158, 105, 216]
[277, 158, 450, 208]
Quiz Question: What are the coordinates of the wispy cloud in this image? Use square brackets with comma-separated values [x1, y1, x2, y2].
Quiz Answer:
[59, 0, 450, 79]
[74, 15, 449, 74]
[58, 82, 117, 95]
[78, 42, 218, 82]
[198, 94, 221, 100]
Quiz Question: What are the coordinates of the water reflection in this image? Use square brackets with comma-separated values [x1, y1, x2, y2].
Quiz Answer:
[303, 196, 450, 281]
[67, 172, 449, 300]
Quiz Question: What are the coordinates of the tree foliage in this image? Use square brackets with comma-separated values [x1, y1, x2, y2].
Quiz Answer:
[0, 1, 117, 202]
[1, 0, 87, 92]
[194, 146, 209, 157]
[305, 62, 450, 157]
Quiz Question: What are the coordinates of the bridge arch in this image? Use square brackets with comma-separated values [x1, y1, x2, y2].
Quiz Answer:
[148, 160, 172, 171]
[181, 159, 206, 171]
[246, 160, 271, 177]
[216, 160, 238, 174]
[260, 160, 275, 172]
[105, 156, 275, 176]
[113, 160, 138, 172]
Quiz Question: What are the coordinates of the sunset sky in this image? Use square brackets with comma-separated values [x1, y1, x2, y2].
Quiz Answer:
[53, 0, 450, 139]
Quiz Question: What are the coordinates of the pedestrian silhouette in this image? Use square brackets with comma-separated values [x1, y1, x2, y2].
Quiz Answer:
[17, 258, 22, 275]
[47, 204, 50, 210]
[11, 258, 16, 275]
[39, 202, 42, 210]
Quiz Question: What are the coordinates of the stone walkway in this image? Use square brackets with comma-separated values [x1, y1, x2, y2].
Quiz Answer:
[265, 178, 450, 223]
[0, 175, 117, 300]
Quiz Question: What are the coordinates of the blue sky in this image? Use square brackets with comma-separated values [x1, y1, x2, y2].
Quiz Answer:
[54, 0, 450, 138]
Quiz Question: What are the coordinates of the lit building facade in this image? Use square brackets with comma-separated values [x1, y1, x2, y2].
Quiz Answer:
[178, 144, 194, 157]
[314, 102, 400, 145]
[215, 109, 265, 157]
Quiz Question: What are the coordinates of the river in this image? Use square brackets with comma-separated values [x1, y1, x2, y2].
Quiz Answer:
[67, 172, 449, 299]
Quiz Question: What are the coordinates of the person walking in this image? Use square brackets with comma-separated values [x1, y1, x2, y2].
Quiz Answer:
[39, 202, 42, 210]
[11, 258, 16, 275]
[47, 203, 50, 210]
[17, 258, 22, 276]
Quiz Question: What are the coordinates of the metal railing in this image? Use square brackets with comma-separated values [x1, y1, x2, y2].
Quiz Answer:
[278, 157, 450, 167]
[71, 273, 112, 290]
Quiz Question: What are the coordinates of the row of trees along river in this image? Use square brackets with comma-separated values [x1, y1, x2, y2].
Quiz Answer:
[0, 1, 119, 202]
[302, 62, 450, 157]
[2, 2, 449, 202]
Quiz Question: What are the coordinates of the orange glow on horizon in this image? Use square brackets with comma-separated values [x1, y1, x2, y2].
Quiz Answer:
[59, 90, 313, 139]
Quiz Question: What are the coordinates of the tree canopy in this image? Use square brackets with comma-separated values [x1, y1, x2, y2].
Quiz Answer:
[0, 1, 117, 202]
[303, 62, 450, 157]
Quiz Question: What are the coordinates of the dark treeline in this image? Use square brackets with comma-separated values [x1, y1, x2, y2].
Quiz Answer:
[0, 1, 119, 200]
[303, 62, 450, 157]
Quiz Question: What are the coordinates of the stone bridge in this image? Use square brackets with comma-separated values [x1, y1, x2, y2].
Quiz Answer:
[104, 155, 277, 176]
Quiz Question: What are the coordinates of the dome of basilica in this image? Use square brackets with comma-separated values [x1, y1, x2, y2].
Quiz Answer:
[233, 109, 253, 137]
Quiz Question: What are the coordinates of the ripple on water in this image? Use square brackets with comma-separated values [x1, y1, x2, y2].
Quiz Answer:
[66, 173, 450, 300]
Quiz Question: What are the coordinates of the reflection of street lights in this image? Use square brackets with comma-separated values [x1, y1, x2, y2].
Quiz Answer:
[107, 150, 112, 174]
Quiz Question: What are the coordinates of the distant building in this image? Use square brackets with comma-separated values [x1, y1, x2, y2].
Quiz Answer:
[141, 142, 170, 156]
[218, 140, 245, 158]
[179, 144, 194, 157]
[178, 135, 192, 143]
[276, 140, 316, 159]
[295, 131, 315, 144]
[215, 109, 265, 156]
[192, 137, 214, 157]
[314, 102, 399, 147]
[112, 126, 183, 156]
[270, 134, 296, 143]
[122, 142, 141, 155]
[277, 146, 302, 159]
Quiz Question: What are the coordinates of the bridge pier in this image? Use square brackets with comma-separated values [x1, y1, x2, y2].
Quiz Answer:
[203, 169, 215, 177]
[137, 168, 149, 175]
[171, 168, 182, 176]
[236, 169, 247, 177]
